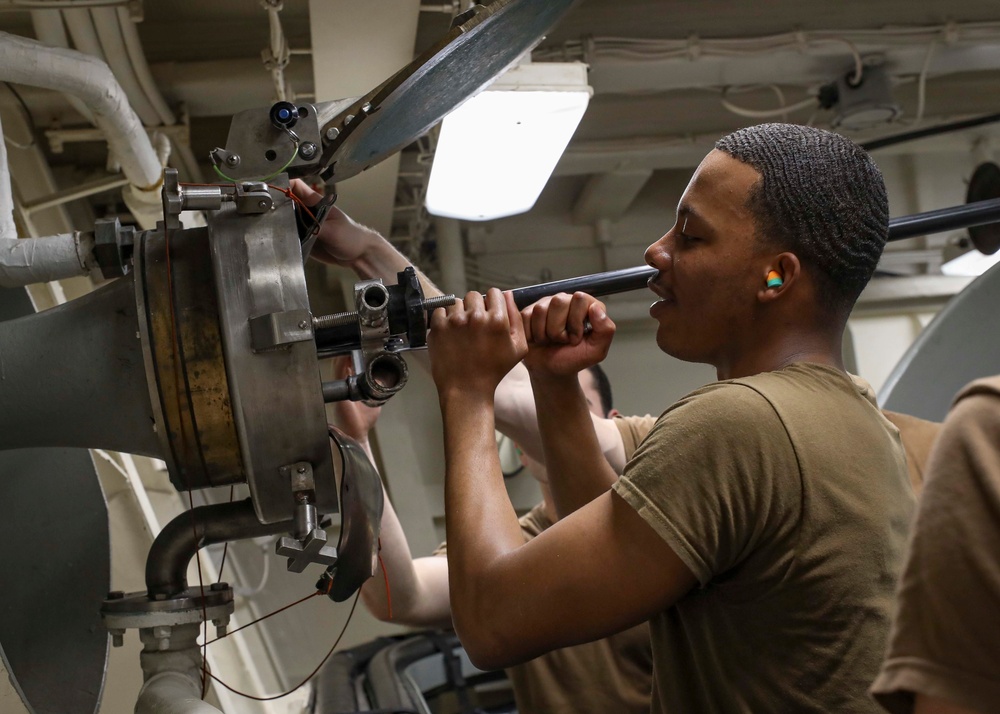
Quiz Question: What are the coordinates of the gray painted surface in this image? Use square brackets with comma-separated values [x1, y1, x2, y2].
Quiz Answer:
[879, 262, 1000, 421]
[0, 286, 110, 714]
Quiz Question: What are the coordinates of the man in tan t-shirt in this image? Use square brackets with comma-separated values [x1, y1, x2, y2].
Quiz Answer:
[337, 364, 652, 714]
[423, 124, 913, 713]
[872, 377, 1000, 714]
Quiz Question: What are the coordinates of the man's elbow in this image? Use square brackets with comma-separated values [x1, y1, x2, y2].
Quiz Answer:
[453, 612, 530, 672]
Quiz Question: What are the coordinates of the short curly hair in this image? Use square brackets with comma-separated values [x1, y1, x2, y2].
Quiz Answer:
[715, 123, 888, 316]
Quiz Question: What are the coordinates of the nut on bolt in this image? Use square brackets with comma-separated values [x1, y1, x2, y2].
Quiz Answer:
[212, 614, 231, 639]
[299, 142, 318, 160]
[108, 628, 125, 648]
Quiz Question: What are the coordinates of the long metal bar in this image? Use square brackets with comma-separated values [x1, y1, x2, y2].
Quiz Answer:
[887, 197, 1000, 242]
[314, 197, 1000, 355]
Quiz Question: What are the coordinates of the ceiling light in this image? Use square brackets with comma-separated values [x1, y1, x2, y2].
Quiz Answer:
[425, 61, 592, 222]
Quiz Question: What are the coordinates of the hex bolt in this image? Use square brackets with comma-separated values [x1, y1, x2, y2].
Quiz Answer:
[299, 142, 318, 160]
[225, 154, 241, 167]
[361, 102, 372, 113]
[325, 126, 340, 141]
[298, 320, 309, 329]
[212, 615, 230, 639]
[344, 114, 355, 125]
[108, 628, 125, 648]
[210, 581, 228, 592]
[152, 625, 171, 651]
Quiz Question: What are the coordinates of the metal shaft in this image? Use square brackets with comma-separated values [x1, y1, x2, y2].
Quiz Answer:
[887, 197, 1000, 242]
[313, 197, 1000, 356]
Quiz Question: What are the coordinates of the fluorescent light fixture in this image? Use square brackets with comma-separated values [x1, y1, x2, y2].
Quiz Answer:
[426, 61, 591, 221]
[941, 248, 1000, 276]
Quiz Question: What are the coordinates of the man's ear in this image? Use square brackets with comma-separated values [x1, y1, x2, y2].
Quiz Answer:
[607, 408, 621, 418]
[758, 252, 801, 303]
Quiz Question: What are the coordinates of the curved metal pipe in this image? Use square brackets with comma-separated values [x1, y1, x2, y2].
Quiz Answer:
[145, 499, 292, 597]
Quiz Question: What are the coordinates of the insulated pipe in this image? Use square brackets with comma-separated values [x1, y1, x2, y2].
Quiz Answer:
[0, 31, 161, 189]
[146, 499, 293, 597]
[116, 6, 175, 126]
[89, 7, 161, 127]
[0, 112, 16, 240]
[0, 232, 97, 287]
[0, 31, 165, 229]
[135, 672, 223, 714]
[28, 10, 97, 125]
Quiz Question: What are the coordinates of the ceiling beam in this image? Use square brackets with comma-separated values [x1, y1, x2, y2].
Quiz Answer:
[308, 0, 421, 238]
[571, 168, 653, 224]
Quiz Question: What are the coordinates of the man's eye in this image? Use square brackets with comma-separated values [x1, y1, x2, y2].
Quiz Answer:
[679, 233, 699, 243]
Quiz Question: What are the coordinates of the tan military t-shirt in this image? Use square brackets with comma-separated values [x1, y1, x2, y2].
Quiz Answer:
[882, 410, 942, 494]
[612, 362, 914, 713]
[872, 377, 1000, 714]
[619, 409, 938, 493]
[435, 504, 652, 714]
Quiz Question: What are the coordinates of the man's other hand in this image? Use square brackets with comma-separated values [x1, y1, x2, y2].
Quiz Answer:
[289, 179, 379, 266]
[521, 291, 616, 377]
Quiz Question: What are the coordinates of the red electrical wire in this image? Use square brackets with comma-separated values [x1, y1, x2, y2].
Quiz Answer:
[205, 590, 361, 702]
[377, 538, 392, 620]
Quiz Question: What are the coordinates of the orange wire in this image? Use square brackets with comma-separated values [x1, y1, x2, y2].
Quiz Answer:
[206, 590, 321, 646]
[377, 537, 392, 620]
[205, 591, 360, 702]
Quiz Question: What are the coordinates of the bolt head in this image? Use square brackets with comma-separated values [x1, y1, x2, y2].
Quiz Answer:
[298, 320, 308, 329]
[111, 632, 124, 648]
[225, 154, 241, 167]
[299, 142, 318, 160]
[325, 126, 340, 141]
[258, 199, 268, 209]
[210, 581, 228, 592]
[344, 114, 355, 125]
[297, 466, 306, 474]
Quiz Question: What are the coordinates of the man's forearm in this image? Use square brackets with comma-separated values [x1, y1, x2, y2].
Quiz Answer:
[349, 233, 443, 299]
[531, 372, 620, 518]
[494, 363, 628, 472]
[440, 393, 525, 637]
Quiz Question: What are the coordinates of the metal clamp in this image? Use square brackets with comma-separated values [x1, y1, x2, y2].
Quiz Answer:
[248, 309, 314, 352]
[93, 217, 136, 278]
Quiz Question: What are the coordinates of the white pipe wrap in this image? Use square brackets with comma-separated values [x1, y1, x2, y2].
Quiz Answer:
[0, 113, 16, 240]
[0, 233, 95, 288]
[134, 672, 223, 714]
[89, 7, 161, 127]
[116, 6, 176, 126]
[61, 8, 106, 61]
[29, 10, 99, 125]
[0, 31, 162, 190]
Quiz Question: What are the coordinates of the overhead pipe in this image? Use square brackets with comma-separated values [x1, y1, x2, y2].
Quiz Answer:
[28, 10, 97, 125]
[0, 31, 164, 228]
[0, 112, 16, 239]
[115, 6, 175, 126]
[88, 7, 162, 127]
